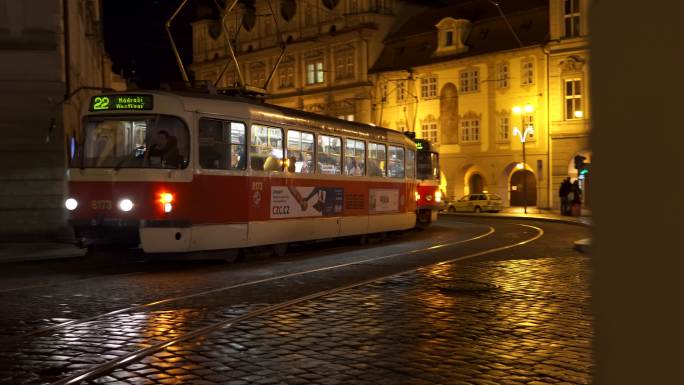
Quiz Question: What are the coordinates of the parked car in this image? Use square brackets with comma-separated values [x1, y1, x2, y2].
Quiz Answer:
[445, 193, 503, 213]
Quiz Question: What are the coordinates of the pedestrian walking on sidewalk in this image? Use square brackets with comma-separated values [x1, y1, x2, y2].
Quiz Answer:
[570, 180, 582, 216]
[559, 177, 572, 215]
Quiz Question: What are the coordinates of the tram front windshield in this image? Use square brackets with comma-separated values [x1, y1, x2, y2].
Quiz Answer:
[417, 151, 440, 180]
[72, 115, 189, 169]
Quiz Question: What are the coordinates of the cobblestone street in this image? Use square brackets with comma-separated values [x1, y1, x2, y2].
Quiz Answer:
[100, 254, 592, 385]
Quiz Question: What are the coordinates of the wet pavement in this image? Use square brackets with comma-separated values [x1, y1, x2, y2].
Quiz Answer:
[98, 255, 591, 385]
[0, 219, 592, 384]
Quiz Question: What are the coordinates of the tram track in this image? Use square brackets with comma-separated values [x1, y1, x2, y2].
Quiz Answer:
[47, 223, 543, 385]
[13, 222, 495, 340]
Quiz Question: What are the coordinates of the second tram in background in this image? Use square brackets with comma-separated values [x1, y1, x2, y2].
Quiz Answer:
[411, 137, 442, 225]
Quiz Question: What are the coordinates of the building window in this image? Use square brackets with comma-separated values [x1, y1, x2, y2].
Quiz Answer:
[497, 116, 509, 142]
[523, 115, 535, 141]
[304, 6, 314, 27]
[306, 59, 324, 85]
[421, 115, 438, 144]
[264, 18, 272, 36]
[279, 64, 294, 89]
[335, 51, 354, 80]
[350, 0, 359, 14]
[460, 119, 480, 143]
[250, 63, 266, 87]
[563, 0, 581, 38]
[396, 121, 407, 132]
[445, 30, 453, 46]
[565, 79, 583, 120]
[396, 81, 406, 102]
[497, 62, 509, 89]
[459, 68, 479, 92]
[421, 76, 437, 98]
[521, 59, 534, 86]
[223, 71, 236, 87]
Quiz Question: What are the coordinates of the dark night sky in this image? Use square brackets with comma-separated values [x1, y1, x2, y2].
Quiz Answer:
[102, 0, 219, 89]
[101, 0, 456, 89]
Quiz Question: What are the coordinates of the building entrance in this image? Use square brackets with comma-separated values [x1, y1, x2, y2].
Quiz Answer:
[510, 169, 537, 206]
[469, 174, 484, 194]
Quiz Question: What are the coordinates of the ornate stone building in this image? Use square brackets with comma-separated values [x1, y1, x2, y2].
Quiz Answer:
[190, 0, 430, 122]
[0, 0, 123, 239]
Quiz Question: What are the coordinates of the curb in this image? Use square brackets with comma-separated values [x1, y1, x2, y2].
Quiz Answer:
[573, 238, 592, 253]
[440, 212, 592, 227]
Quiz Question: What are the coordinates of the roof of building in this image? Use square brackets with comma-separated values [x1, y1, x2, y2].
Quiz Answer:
[370, 0, 549, 73]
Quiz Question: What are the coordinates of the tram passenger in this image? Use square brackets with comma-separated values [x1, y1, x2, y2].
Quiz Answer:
[145, 130, 180, 168]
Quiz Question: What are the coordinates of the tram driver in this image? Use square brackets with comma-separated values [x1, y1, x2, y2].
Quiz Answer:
[145, 130, 180, 168]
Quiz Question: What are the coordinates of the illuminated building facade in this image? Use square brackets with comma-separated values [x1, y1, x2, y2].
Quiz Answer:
[0, 0, 123, 238]
[192, 0, 591, 211]
[190, 0, 430, 122]
[370, 0, 591, 209]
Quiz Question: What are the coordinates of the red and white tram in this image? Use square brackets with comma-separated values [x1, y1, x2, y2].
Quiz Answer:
[65, 91, 420, 253]
[412, 138, 442, 225]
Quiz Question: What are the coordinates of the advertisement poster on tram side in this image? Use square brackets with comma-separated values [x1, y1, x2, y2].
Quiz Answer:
[270, 186, 344, 219]
[369, 189, 399, 213]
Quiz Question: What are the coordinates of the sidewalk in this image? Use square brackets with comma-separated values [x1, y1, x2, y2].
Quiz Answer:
[444, 206, 593, 227]
[0, 241, 85, 264]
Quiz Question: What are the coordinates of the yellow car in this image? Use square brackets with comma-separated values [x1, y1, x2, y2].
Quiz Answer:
[446, 193, 503, 213]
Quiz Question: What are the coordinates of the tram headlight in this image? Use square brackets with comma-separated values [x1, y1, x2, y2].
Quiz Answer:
[118, 198, 134, 212]
[414, 191, 420, 202]
[159, 192, 174, 213]
[435, 191, 442, 203]
[65, 198, 78, 211]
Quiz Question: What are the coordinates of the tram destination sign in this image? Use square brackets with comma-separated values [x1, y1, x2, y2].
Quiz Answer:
[89, 94, 153, 111]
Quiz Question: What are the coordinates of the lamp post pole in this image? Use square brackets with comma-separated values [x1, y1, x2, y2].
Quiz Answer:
[513, 104, 534, 214]
[522, 137, 527, 214]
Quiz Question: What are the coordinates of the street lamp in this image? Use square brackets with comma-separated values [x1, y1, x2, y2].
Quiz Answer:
[513, 104, 535, 214]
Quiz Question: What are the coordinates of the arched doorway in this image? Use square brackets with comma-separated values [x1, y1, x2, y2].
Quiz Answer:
[440, 83, 459, 144]
[469, 173, 484, 194]
[510, 169, 537, 206]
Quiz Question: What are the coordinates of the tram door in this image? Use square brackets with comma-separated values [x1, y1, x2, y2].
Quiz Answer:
[510, 170, 537, 206]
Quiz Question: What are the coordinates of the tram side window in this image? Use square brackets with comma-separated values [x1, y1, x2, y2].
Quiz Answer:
[406, 149, 416, 178]
[317, 135, 342, 174]
[198, 119, 246, 170]
[230, 122, 246, 170]
[251, 124, 283, 171]
[287, 130, 314, 173]
[199, 119, 228, 170]
[388, 146, 405, 178]
[344, 138, 365, 176]
[368, 142, 386, 177]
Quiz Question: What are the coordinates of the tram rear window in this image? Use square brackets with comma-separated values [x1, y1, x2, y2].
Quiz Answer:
[417, 151, 440, 180]
[73, 115, 189, 169]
